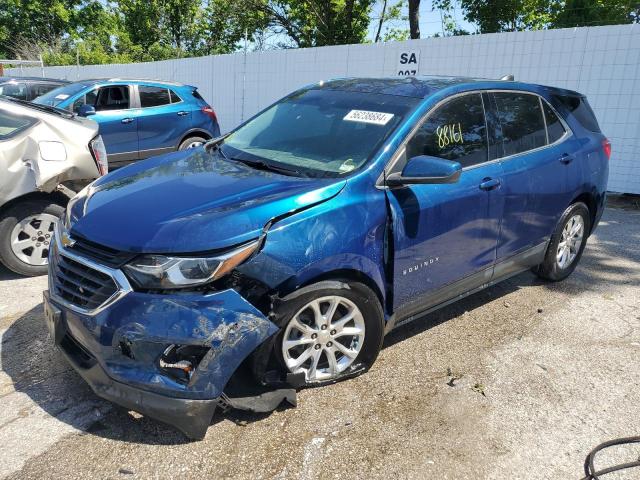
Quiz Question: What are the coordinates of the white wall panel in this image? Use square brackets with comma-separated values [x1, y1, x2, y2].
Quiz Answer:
[9, 24, 640, 193]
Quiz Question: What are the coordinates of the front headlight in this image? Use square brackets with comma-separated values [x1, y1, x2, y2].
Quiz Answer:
[122, 240, 260, 289]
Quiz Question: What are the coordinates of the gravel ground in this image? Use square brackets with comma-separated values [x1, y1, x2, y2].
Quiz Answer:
[0, 203, 639, 480]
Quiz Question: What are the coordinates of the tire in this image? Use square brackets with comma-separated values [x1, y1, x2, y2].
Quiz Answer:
[178, 136, 207, 151]
[0, 199, 65, 276]
[253, 280, 384, 387]
[534, 202, 591, 282]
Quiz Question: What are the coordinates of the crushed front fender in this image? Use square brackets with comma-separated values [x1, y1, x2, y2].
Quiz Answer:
[54, 288, 280, 401]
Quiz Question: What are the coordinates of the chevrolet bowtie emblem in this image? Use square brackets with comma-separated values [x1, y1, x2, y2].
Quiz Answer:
[61, 230, 76, 248]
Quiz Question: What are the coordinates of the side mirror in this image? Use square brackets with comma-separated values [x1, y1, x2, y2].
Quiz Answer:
[77, 104, 96, 117]
[386, 155, 462, 186]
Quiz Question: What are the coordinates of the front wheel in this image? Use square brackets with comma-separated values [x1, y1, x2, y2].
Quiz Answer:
[0, 199, 64, 276]
[534, 202, 591, 282]
[256, 281, 384, 387]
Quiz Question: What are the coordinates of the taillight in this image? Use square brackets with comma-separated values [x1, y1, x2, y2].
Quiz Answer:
[201, 105, 217, 123]
[603, 138, 611, 160]
[89, 135, 108, 176]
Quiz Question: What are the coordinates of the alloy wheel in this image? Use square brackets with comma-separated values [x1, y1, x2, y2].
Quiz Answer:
[10, 213, 57, 266]
[281, 296, 366, 382]
[556, 214, 584, 269]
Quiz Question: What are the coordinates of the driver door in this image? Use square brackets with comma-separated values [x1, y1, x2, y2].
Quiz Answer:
[386, 92, 505, 317]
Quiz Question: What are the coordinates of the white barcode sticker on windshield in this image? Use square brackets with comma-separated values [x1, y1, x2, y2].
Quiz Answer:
[54, 94, 69, 100]
[343, 110, 394, 125]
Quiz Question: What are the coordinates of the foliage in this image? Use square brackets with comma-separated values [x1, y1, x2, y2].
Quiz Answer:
[552, 0, 640, 28]
[441, 0, 639, 33]
[1, 0, 638, 66]
[245, 0, 376, 47]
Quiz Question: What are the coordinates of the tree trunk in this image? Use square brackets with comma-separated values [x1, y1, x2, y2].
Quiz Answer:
[409, 0, 421, 39]
[375, 0, 387, 42]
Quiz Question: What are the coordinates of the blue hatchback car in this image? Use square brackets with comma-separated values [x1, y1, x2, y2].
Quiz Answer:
[44, 76, 609, 439]
[34, 79, 220, 167]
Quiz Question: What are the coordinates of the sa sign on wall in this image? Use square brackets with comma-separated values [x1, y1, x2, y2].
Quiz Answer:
[397, 50, 420, 76]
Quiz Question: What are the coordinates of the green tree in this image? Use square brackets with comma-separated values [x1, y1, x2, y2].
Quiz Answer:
[197, 0, 268, 54]
[373, 0, 405, 42]
[0, 0, 81, 57]
[162, 0, 202, 50]
[117, 0, 163, 49]
[458, 0, 558, 32]
[248, 0, 375, 47]
[552, 0, 640, 28]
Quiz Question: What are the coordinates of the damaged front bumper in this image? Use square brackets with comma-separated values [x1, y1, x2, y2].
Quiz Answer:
[44, 239, 292, 439]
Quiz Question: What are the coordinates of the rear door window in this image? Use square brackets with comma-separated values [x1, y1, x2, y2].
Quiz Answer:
[542, 101, 566, 144]
[139, 86, 171, 108]
[494, 92, 547, 156]
[406, 93, 488, 168]
[0, 110, 36, 140]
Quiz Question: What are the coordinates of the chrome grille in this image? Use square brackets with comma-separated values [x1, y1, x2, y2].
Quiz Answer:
[50, 240, 119, 311]
[66, 235, 135, 268]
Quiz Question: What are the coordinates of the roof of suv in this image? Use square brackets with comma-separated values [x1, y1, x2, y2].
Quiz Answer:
[72, 78, 187, 87]
[319, 76, 582, 99]
[0, 76, 69, 83]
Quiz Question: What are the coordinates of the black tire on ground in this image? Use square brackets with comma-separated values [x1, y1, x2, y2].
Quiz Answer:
[252, 280, 385, 388]
[0, 199, 65, 276]
[534, 201, 591, 282]
[178, 136, 207, 150]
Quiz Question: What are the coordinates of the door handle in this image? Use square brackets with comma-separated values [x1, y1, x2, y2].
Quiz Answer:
[177, 111, 190, 116]
[121, 118, 134, 124]
[479, 178, 501, 191]
[559, 154, 574, 164]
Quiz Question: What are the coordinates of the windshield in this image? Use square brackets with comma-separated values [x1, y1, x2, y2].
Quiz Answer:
[33, 82, 89, 106]
[222, 88, 418, 177]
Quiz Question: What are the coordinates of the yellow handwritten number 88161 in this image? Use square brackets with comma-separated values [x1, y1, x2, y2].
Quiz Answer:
[436, 123, 464, 149]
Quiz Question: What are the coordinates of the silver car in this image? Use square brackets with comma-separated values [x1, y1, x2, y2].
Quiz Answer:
[0, 96, 107, 276]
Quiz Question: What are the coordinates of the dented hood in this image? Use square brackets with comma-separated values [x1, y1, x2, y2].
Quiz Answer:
[0, 99, 99, 205]
[69, 148, 346, 253]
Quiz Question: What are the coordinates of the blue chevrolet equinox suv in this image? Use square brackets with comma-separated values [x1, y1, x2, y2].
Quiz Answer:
[44, 77, 609, 439]
[34, 79, 220, 167]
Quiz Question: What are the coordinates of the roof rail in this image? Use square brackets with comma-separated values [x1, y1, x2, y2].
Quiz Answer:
[500, 74, 515, 81]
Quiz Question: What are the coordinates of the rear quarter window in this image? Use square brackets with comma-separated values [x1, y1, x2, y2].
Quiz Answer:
[0, 110, 36, 140]
[494, 92, 547, 156]
[552, 94, 601, 133]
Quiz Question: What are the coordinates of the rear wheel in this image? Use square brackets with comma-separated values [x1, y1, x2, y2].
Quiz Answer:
[255, 281, 384, 387]
[178, 136, 206, 150]
[534, 202, 590, 282]
[0, 199, 64, 276]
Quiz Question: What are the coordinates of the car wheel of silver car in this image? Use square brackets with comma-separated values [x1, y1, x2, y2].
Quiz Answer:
[534, 201, 591, 282]
[178, 136, 207, 150]
[0, 198, 65, 276]
[253, 281, 384, 387]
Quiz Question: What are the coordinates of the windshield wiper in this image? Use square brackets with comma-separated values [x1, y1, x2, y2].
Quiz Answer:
[204, 133, 231, 155]
[230, 157, 304, 177]
[0, 95, 73, 118]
